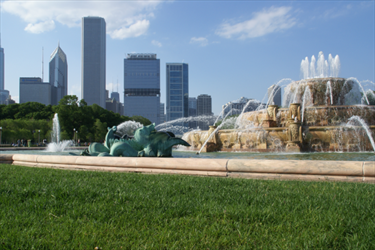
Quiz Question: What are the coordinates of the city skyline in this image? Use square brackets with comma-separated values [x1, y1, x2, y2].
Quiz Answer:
[0, 1, 374, 115]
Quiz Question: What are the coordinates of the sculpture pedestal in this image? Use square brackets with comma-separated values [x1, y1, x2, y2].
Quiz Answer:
[262, 120, 277, 128]
[286, 141, 301, 152]
[201, 142, 220, 153]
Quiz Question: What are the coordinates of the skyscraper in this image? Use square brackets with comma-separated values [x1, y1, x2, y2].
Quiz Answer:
[82, 16, 106, 108]
[49, 44, 67, 105]
[197, 94, 212, 130]
[166, 63, 188, 122]
[188, 97, 197, 129]
[0, 47, 4, 90]
[0, 46, 9, 104]
[110, 92, 120, 102]
[124, 53, 160, 124]
[160, 103, 166, 123]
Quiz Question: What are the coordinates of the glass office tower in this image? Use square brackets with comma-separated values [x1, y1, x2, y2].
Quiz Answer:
[81, 16, 106, 108]
[0, 47, 4, 90]
[166, 63, 188, 122]
[49, 45, 67, 105]
[124, 53, 160, 125]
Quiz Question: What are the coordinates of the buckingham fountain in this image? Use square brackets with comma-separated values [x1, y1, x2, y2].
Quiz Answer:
[182, 52, 375, 153]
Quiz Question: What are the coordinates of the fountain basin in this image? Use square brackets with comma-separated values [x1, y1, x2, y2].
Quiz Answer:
[182, 77, 375, 153]
[0, 154, 374, 184]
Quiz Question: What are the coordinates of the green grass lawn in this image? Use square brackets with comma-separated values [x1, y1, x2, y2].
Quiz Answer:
[0, 164, 374, 249]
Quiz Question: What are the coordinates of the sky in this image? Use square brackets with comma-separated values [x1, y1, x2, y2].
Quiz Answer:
[0, 0, 374, 115]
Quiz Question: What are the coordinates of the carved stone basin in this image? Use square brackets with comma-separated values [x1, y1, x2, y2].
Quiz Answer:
[182, 78, 375, 153]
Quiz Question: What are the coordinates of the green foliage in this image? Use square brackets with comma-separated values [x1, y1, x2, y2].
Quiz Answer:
[0, 165, 374, 248]
[0, 95, 152, 143]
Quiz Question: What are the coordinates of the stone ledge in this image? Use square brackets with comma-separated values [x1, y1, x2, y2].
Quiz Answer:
[2, 154, 375, 184]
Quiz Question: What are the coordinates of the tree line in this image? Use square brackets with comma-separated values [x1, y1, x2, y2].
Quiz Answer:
[0, 95, 151, 144]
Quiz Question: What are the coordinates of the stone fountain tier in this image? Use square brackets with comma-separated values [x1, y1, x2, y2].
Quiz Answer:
[284, 77, 359, 106]
[182, 104, 375, 153]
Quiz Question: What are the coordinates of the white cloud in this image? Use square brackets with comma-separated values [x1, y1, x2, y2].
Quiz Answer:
[152, 40, 162, 47]
[190, 37, 208, 46]
[24, 20, 55, 34]
[216, 6, 296, 40]
[2, 0, 161, 39]
[111, 20, 150, 39]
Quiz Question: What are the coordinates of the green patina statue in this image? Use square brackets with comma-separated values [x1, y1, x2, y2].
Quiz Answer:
[81, 123, 190, 157]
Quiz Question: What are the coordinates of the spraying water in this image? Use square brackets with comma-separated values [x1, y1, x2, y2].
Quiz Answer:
[198, 112, 236, 154]
[117, 120, 143, 136]
[347, 116, 375, 152]
[46, 113, 73, 152]
[301, 52, 340, 79]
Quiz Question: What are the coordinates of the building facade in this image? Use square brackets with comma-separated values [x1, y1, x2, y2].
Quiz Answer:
[0, 90, 9, 105]
[124, 53, 160, 124]
[196, 94, 213, 130]
[19, 77, 51, 105]
[49, 45, 67, 105]
[188, 97, 197, 128]
[166, 63, 188, 122]
[267, 84, 281, 106]
[82, 16, 106, 108]
[160, 103, 166, 123]
[0, 47, 4, 91]
[110, 92, 120, 102]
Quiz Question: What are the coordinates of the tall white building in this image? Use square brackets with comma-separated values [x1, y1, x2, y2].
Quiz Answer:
[82, 16, 106, 108]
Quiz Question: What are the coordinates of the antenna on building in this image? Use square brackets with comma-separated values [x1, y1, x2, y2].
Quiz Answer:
[42, 47, 44, 81]
[117, 78, 119, 93]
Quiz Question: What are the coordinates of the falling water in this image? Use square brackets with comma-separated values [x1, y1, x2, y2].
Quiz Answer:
[301, 86, 313, 123]
[198, 112, 236, 154]
[234, 99, 262, 129]
[347, 116, 375, 152]
[341, 77, 370, 105]
[325, 80, 333, 105]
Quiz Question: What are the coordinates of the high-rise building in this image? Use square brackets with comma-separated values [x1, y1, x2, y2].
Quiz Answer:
[197, 94, 212, 116]
[49, 44, 67, 105]
[0, 90, 9, 105]
[124, 53, 160, 124]
[160, 103, 166, 123]
[0, 46, 9, 104]
[267, 84, 281, 106]
[82, 16, 106, 108]
[166, 63, 188, 122]
[197, 94, 212, 130]
[188, 97, 197, 128]
[0, 47, 4, 90]
[110, 92, 120, 102]
[19, 77, 51, 105]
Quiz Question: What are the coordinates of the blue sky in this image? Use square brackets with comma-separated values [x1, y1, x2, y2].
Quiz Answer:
[0, 0, 374, 115]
